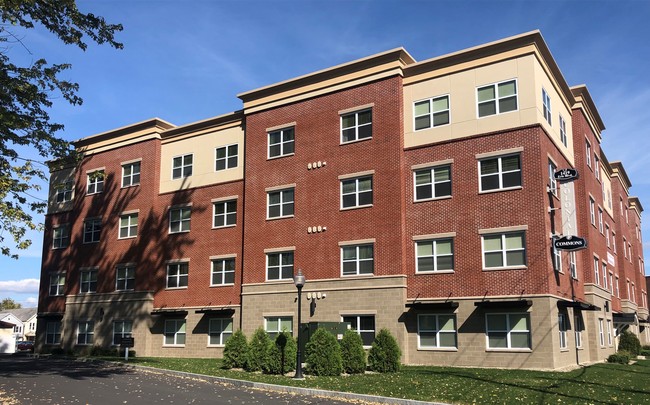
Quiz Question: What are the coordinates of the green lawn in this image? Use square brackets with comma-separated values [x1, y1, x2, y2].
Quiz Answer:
[117, 357, 650, 404]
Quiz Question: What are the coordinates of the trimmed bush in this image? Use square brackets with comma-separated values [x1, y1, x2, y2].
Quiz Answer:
[618, 330, 641, 356]
[245, 328, 270, 372]
[640, 349, 650, 357]
[368, 328, 401, 373]
[340, 329, 366, 374]
[607, 351, 631, 364]
[305, 328, 342, 376]
[264, 330, 296, 375]
[223, 330, 248, 369]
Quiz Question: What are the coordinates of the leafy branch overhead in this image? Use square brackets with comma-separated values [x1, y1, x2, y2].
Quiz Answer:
[0, 0, 123, 258]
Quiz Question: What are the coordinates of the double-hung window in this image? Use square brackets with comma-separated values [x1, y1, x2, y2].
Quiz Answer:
[477, 80, 517, 117]
[570, 252, 577, 279]
[341, 109, 372, 143]
[46, 321, 61, 344]
[209, 318, 233, 346]
[418, 314, 457, 349]
[266, 251, 293, 281]
[164, 319, 186, 346]
[213, 200, 237, 228]
[558, 313, 568, 349]
[342, 315, 375, 346]
[414, 165, 451, 201]
[77, 321, 94, 345]
[341, 243, 374, 276]
[593, 257, 600, 285]
[574, 314, 584, 348]
[589, 198, 596, 225]
[122, 161, 141, 187]
[607, 320, 613, 346]
[602, 262, 608, 290]
[415, 238, 454, 272]
[552, 242, 562, 272]
[548, 160, 557, 196]
[268, 127, 295, 158]
[267, 188, 294, 219]
[119, 213, 138, 239]
[479, 154, 521, 192]
[594, 155, 600, 181]
[211, 257, 235, 285]
[172, 154, 193, 179]
[87, 170, 104, 195]
[215, 144, 238, 171]
[113, 320, 133, 346]
[341, 175, 373, 209]
[116, 265, 135, 291]
[52, 225, 70, 249]
[559, 115, 567, 146]
[80, 269, 98, 293]
[542, 88, 552, 125]
[482, 231, 526, 269]
[414, 95, 450, 130]
[486, 313, 531, 349]
[55, 181, 73, 203]
[169, 206, 191, 233]
[83, 218, 101, 244]
[49, 273, 65, 296]
[265, 316, 292, 340]
[598, 207, 604, 234]
[166, 262, 189, 288]
[585, 140, 592, 167]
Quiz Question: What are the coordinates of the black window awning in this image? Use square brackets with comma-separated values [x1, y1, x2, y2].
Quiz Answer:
[474, 299, 533, 309]
[613, 312, 637, 324]
[557, 300, 600, 311]
[195, 308, 235, 315]
[151, 309, 188, 316]
[37, 312, 64, 319]
[406, 301, 459, 310]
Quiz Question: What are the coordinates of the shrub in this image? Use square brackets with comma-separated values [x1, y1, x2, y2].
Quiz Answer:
[305, 328, 342, 376]
[618, 330, 641, 356]
[642, 345, 650, 351]
[223, 330, 248, 369]
[607, 351, 631, 364]
[90, 346, 120, 357]
[340, 329, 366, 374]
[264, 330, 296, 375]
[50, 348, 66, 356]
[640, 349, 650, 357]
[245, 328, 271, 372]
[368, 328, 401, 373]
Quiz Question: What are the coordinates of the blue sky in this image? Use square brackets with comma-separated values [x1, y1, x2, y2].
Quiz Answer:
[2, 0, 649, 307]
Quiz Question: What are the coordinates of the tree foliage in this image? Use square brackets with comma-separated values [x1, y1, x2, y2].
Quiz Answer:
[0, 297, 21, 310]
[0, 0, 122, 258]
[222, 329, 248, 369]
[264, 330, 296, 375]
[340, 329, 366, 374]
[305, 328, 342, 376]
[245, 327, 270, 372]
[368, 328, 401, 373]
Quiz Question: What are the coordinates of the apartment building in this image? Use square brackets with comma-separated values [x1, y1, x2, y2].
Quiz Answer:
[36, 31, 648, 369]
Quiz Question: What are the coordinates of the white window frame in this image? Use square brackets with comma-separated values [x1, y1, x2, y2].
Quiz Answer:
[413, 94, 450, 131]
[79, 268, 98, 294]
[342, 315, 375, 347]
[341, 243, 374, 276]
[485, 312, 531, 350]
[83, 218, 102, 244]
[166, 262, 189, 289]
[542, 88, 552, 125]
[119, 213, 138, 239]
[213, 200, 237, 228]
[605, 224, 610, 247]
[45, 321, 61, 345]
[266, 251, 294, 281]
[606, 319, 613, 346]
[163, 319, 186, 346]
[49, 273, 65, 296]
[476, 79, 518, 117]
[268, 127, 295, 158]
[267, 188, 295, 219]
[112, 320, 133, 346]
[169, 206, 191, 233]
[121, 161, 141, 188]
[559, 115, 567, 146]
[593, 256, 600, 286]
[586, 140, 592, 168]
[208, 318, 233, 346]
[52, 224, 70, 249]
[553, 242, 562, 273]
[594, 155, 600, 181]
[55, 181, 74, 203]
[481, 231, 526, 269]
[264, 316, 292, 340]
[598, 207, 604, 234]
[340, 108, 372, 143]
[86, 170, 105, 195]
[413, 165, 451, 201]
[548, 160, 558, 196]
[116, 265, 135, 291]
[76, 321, 94, 345]
[415, 238, 454, 273]
[478, 154, 522, 192]
[215, 144, 238, 171]
[417, 314, 457, 349]
[340, 176, 373, 209]
[172, 154, 193, 179]
[211, 257, 235, 286]
[589, 198, 596, 225]
[574, 314, 583, 349]
[558, 313, 568, 350]
[570, 251, 577, 279]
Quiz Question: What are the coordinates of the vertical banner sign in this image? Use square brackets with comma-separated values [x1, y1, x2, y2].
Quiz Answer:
[560, 181, 577, 237]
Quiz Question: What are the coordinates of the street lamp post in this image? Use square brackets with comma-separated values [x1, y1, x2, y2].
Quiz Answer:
[293, 269, 306, 379]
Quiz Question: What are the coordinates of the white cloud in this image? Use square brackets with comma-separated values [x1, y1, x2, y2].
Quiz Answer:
[24, 297, 38, 306]
[0, 279, 40, 294]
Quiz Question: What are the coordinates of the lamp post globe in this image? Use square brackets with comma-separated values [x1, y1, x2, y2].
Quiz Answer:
[293, 269, 306, 379]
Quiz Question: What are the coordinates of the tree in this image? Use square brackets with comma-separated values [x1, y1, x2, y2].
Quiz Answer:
[0, 0, 123, 258]
[0, 297, 21, 310]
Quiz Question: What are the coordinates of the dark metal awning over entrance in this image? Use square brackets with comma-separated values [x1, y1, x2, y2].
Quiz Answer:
[557, 300, 600, 311]
[474, 299, 533, 309]
[405, 301, 459, 310]
[613, 312, 637, 325]
[150, 309, 188, 316]
[195, 308, 235, 315]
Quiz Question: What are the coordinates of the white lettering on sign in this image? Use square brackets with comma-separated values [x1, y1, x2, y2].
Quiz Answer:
[561, 182, 577, 236]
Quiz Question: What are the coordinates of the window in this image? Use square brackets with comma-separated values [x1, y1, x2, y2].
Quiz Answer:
[612, 233, 617, 254]
[211, 258, 235, 285]
[341, 244, 374, 276]
[558, 313, 567, 349]
[570, 252, 577, 279]
[172, 154, 193, 179]
[266, 252, 293, 281]
[482, 231, 526, 269]
[594, 155, 600, 181]
[605, 224, 610, 247]
[55, 181, 73, 203]
[113, 320, 132, 345]
[414, 95, 450, 130]
[627, 280, 631, 300]
[593, 257, 600, 285]
[486, 313, 531, 349]
[80, 269, 98, 293]
[166, 262, 189, 288]
[45, 321, 61, 345]
[341, 109, 372, 143]
[477, 80, 517, 117]
[598, 319, 605, 346]
[632, 283, 636, 303]
[76, 321, 94, 345]
[209, 318, 233, 346]
[609, 273, 614, 294]
[616, 276, 620, 298]
[598, 208, 603, 234]
[265, 316, 292, 340]
[418, 314, 457, 349]
[213, 200, 236, 228]
[548, 160, 557, 196]
[53, 224, 70, 249]
[623, 237, 628, 258]
[542, 88, 552, 125]
[119, 213, 138, 239]
[215, 144, 238, 171]
[341, 176, 373, 208]
[574, 314, 583, 348]
[552, 242, 562, 273]
[479, 154, 521, 192]
[164, 319, 186, 346]
[414, 165, 451, 200]
[559, 115, 567, 146]
[49, 273, 65, 296]
[416, 238, 454, 272]
[267, 188, 294, 219]
[83, 218, 102, 244]
[122, 161, 141, 187]
[268, 127, 295, 158]
[87, 170, 105, 194]
[607, 320, 613, 346]
[589, 198, 596, 225]
[169, 206, 191, 233]
[602, 262, 608, 290]
[343, 315, 375, 346]
[116, 265, 135, 291]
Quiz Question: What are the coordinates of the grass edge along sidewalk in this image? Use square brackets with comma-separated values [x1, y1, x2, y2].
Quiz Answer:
[110, 357, 650, 404]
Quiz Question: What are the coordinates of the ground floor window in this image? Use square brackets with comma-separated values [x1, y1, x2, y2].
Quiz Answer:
[417, 314, 457, 349]
[208, 318, 233, 346]
[46, 321, 61, 345]
[598, 319, 605, 347]
[342, 315, 375, 346]
[485, 313, 530, 349]
[607, 320, 613, 346]
[113, 320, 133, 345]
[265, 316, 292, 340]
[76, 321, 94, 345]
[558, 313, 568, 349]
[164, 319, 186, 346]
[574, 313, 584, 348]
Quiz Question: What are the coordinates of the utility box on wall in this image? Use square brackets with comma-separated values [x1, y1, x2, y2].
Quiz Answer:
[299, 321, 350, 354]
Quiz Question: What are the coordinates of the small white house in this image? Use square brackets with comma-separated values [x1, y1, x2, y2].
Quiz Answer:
[0, 320, 16, 353]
